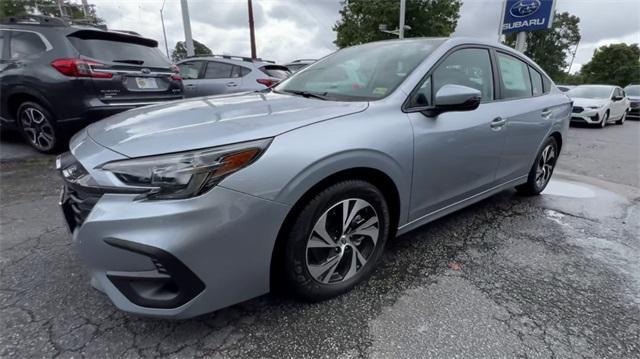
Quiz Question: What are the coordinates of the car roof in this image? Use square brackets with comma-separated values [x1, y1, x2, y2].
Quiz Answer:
[178, 55, 278, 68]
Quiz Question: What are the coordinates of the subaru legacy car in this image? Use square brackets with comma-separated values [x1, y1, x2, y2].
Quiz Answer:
[567, 85, 630, 127]
[57, 38, 570, 318]
[624, 84, 640, 119]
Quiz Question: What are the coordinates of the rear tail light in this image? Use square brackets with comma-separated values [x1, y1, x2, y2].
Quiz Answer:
[170, 74, 182, 81]
[256, 79, 277, 88]
[51, 58, 113, 78]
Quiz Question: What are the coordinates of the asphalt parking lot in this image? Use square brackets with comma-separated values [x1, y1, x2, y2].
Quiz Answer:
[1, 121, 639, 358]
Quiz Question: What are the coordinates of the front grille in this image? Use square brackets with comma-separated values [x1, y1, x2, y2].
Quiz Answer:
[572, 106, 584, 113]
[630, 101, 640, 108]
[65, 184, 102, 228]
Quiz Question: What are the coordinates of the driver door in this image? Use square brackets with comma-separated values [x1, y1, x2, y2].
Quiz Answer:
[407, 47, 507, 221]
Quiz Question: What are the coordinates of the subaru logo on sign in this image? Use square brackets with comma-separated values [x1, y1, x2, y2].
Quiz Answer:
[510, 0, 541, 18]
[141, 68, 151, 74]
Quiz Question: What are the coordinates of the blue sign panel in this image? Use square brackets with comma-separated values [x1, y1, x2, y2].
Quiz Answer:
[502, 0, 556, 34]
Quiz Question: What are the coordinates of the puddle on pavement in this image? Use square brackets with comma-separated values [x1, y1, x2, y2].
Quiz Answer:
[542, 179, 596, 198]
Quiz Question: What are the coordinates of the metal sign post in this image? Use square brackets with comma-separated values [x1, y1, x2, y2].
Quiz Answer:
[180, 0, 194, 57]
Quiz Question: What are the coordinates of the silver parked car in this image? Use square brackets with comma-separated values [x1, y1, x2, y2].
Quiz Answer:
[176, 55, 290, 97]
[58, 38, 570, 319]
[284, 58, 317, 73]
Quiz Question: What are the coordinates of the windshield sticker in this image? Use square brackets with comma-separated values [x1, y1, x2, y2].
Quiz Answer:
[373, 87, 388, 96]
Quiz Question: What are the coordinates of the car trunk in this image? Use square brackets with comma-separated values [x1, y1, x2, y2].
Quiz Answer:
[66, 30, 183, 104]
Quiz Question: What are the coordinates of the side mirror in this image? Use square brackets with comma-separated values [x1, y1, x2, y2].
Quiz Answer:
[612, 96, 624, 101]
[421, 84, 482, 117]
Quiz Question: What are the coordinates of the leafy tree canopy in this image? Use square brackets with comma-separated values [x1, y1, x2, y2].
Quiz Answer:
[580, 43, 640, 87]
[504, 12, 581, 81]
[0, 0, 104, 25]
[334, 0, 461, 48]
[171, 40, 213, 62]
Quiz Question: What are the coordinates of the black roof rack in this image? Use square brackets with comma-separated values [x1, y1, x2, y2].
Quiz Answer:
[187, 54, 275, 64]
[1, 14, 68, 27]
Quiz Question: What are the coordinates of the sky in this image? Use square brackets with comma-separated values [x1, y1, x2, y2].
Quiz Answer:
[89, 0, 640, 72]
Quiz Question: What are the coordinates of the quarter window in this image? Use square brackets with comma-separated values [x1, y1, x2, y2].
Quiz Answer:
[231, 65, 250, 78]
[529, 66, 543, 96]
[432, 48, 494, 102]
[204, 62, 233, 79]
[497, 53, 532, 99]
[10, 31, 47, 59]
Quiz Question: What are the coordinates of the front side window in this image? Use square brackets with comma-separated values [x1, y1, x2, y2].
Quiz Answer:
[529, 66, 543, 96]
[432, 48, 494, 102]
[179, 60, 205, 79]
[204, 62, 233, 79]
[10, 31, 46, 59]
[275, 39, 444, 101]
[497, 53, 532, 99]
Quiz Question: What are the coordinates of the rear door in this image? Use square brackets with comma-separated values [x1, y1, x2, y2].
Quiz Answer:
[178, 59, 206, 97]
[196, 61, 236, 96]
[66, 30, 182, 104]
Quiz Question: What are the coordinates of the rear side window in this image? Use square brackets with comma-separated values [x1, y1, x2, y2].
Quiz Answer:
[432, 48, 494, 102]
[529, 66, 543, 96]
[231, 65, 250, 78]
[260, 65, 290, 79]
[67, 36, 169, 68]
[497, 53, 532, 99]
[179, 60, 205, 79]
[204, 61, 233, 79]
[10, 31, 46, 59]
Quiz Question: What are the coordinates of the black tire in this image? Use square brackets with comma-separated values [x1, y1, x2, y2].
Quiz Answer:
[599, 111, 609, 128]
[16, 101, 61, 153]
[283, 180, 390, 301]
[516, 137, 559, 196]
[615, 111, 627, 125]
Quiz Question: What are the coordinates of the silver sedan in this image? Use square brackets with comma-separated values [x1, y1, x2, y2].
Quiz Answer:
[58, 37, 571, 318]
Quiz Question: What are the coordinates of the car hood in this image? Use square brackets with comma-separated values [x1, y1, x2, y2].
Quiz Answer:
[87, 91, 368, 157]
[571, 97, 610, 108]
[627, 96, 640, 102]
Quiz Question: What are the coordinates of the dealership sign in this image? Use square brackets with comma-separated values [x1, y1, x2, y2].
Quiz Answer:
[502, 0, 556, 34]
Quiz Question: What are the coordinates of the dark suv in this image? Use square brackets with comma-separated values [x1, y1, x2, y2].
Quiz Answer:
[0, 16, 183, 153]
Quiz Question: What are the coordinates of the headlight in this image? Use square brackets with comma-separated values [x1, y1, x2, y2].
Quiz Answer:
[99, 138, 272, 200]
[587, 105, 603, 109]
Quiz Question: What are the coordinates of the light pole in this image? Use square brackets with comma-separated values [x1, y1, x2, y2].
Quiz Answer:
[160, 0, 170, 59]
[379, 0, 409, 39]
[248, 0, 257, 59]
[180, 0, 195, 57]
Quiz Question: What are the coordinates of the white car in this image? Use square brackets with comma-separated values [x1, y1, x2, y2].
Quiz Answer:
[568, 85, 630, 127]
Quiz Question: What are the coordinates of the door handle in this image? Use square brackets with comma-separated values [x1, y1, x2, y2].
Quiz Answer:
[226, 82, 238, 87]
[490, 117, 507, 130]
[185, 84, 196, 88]
[541, 109, 553, 119]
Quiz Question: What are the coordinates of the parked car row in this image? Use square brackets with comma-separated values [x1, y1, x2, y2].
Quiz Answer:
[0, 15, 310, 153]
[566, 84, 634, 127]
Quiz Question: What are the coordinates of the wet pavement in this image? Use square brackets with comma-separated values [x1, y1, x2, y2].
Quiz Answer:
[1, 122, 639, 358]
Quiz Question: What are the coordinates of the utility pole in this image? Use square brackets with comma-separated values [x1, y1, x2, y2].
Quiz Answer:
[160, 0, 170, 59]
[81, 0, 90, 17]
[567, 40, 580, 74]
[248, 0, 257, 58]
[180, 0, 195, 57]
[56, 0, 66, 19]
[399, 0, 406, 39]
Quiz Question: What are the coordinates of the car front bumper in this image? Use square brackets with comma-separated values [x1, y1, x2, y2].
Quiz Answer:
[570, 108, 602, 124]
[59, 134, 291, 318]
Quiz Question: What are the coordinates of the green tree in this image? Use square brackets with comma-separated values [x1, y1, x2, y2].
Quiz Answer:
[0, 0, 104, 26]
[580, 43, 640, 87]
[171, 40, 213, 62]
[333, 0, 461, 48]
[504, 12, 581, 81]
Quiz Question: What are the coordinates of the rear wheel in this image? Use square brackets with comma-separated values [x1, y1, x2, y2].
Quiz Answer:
[283, 180, 390, 301]
[516, 137, 558, 196]
[616, 111, 627, 125]
[17, 101, 60, 153]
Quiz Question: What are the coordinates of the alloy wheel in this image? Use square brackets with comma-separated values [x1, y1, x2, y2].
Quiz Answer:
[535, 144, 555, 189]
[600, 112, 608, 128]
[20, 107, 55, 151]
[305, 198, 380, 284]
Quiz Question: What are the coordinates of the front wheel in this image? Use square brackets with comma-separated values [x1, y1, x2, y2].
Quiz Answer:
[283, 180, 390, 301]
[516, 137, 558, 196]
[17, 101, 60, 153]
[600, 111, 609, 128]
[616, 111, 627, 125]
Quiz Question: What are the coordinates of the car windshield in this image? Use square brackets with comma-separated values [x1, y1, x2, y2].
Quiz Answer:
[274, 39, 444, 101]
[567, 86, 613, 99]
[625, 85, 640, 96]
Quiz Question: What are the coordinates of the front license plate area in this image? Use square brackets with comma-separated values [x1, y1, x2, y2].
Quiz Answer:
[59, 187, 77, 234]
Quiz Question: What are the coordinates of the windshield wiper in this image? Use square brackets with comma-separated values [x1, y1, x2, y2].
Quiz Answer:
[113, 59, 144, 65]
[281, 89, 330, 100]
